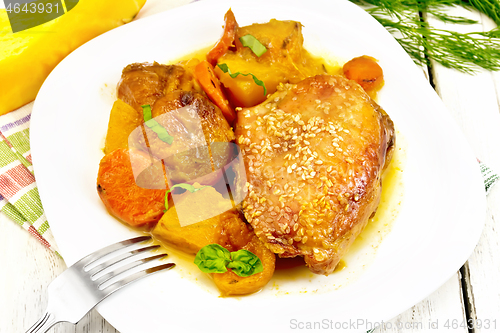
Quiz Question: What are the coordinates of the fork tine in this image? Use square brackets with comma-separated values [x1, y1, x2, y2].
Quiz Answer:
[100, 262, 176, 293]
[77, 236, 151, 268]
[95, 253, 168, 285]
[87, 245, 161, 276]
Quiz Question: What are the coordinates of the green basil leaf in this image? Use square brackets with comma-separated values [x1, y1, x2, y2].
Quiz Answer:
[227, 249, 263, 277]
[194, 244, 231, 274]
[217, 63, 267, 96]
[239, 34, 267, 57]
[141, 105, 174, 145]
[163, 183, 208, 212]
[194, 245, 264, 277]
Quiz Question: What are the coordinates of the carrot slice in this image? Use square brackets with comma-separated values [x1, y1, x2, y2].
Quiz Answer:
[206, 9, 238, 66]
[97, 148, 167, 227]
[195, 60, 236, 124]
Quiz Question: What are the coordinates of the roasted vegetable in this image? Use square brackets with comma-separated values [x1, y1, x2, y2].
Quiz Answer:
[104, 99, 143, 154]
[97, 148, 167, 227]
[194, 60, 236, 124]
[153, 205, 222, 255]
[211, 14, 328, 107]
[206, 9, 238, 66]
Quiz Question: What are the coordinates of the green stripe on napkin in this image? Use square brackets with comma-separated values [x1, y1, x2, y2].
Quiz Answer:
[479, 161, 499, 194]
[0, 106, 59, 254]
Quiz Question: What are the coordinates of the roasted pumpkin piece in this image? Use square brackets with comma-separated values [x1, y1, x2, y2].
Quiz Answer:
[214, 54, 286, 107]
[213, 17, 328, 107]
[152, 184, 234, 253]
[104, 99, 143, 154]
[234, 19, 329, 79]
[152, 206, 222, 255]
[235, 19, 305, 66]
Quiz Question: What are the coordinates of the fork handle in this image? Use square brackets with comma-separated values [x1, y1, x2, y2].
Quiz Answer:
[26, 311, 58, 333]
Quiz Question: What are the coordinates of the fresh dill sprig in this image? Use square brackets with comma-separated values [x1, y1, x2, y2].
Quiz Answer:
[350, 0, 500, 73]
[460, 0, 500, 25]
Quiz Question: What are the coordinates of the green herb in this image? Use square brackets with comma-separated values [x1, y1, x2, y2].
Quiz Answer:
[217, 63, 267, 95]
[239, 34, 268, 57]
[142, 104, 153, 121]
[140, 105, 174, 145]
[163, 183, 208, 211]
[227, 249, 264, 277]
[194, 244, 264, 277]
[349, 0, 500, 73]
[194, 244, 231, 274]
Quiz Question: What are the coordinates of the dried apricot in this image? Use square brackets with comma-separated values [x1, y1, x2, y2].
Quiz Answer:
[212, 212, 276, 296]
[343, 55, 384, 93]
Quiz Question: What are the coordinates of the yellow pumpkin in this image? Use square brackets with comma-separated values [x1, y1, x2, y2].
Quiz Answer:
[214, 19, 329, 108]
[0, 0, 146, 115]
[104, 99, 143, 154]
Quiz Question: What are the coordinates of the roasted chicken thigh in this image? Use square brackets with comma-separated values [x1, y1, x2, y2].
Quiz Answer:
[235, 75, 395, 275]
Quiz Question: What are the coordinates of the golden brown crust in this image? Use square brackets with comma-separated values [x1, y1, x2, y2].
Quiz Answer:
[235, 75, 395, 275]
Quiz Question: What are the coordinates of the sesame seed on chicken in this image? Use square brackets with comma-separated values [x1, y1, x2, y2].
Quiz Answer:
[235, 74, 395, 275]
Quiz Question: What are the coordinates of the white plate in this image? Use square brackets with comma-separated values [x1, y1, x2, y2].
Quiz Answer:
[30, 0, 486, 332]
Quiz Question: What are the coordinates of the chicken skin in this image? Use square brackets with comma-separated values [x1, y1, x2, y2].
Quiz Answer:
[235, 75, 395, 275]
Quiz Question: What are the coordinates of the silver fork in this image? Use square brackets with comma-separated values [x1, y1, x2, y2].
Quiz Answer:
[26, 235, 175, 333]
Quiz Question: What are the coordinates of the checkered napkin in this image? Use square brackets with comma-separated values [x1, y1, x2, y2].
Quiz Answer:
[0, 104, 59, 255]
[0, 0, 498, 255]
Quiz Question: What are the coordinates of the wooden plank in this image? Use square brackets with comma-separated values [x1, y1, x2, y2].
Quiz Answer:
[0, 212, 118, 333]
[375, 8, 474, 328]
[426, 6, 500, 333]
[375, 14, 468, 330]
